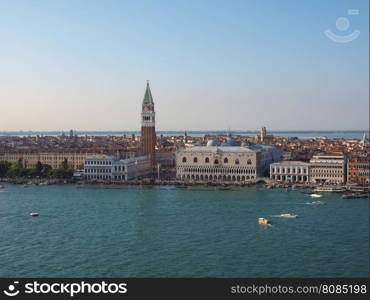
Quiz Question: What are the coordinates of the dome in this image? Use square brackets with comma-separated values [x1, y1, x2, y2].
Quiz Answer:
[207, 140, 217, 147]
[222, 137, 240, 146]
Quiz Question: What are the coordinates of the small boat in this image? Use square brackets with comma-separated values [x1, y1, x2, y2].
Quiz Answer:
[342, 193, 369, 199]
[0, 185, 4, 189]
[302, 191, 314, 194]
[310, 193, 322, 198]
[258, 217, 271, 225]
[314, 186, 346, 193]
[218, 186, 231, 190]
[30, 212, 39, 217]
[278, 213, 298, 218]
[175, 185, 188, 189]
[305, 200, 326, 205]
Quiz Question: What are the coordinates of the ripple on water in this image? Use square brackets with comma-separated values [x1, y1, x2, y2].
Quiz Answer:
[0, 184, 368, 277]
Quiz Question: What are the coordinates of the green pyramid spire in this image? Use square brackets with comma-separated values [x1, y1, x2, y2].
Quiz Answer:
[143, 80, 154, 105]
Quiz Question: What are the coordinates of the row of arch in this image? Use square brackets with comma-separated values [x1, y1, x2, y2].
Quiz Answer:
[178, 166, 256, 175]
[271, 167, 307, 174]
[179, 174, 255, 182]
[182, 157, 252, 165]
[271, 175, 308, 182]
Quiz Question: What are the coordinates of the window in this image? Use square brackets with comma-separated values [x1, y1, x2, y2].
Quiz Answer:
[205, 157, 210, 163]
[247, 159, 252, 165]
[193, 157, 198, 163]
[224, 157, 228, 163]
[182, 157, 187, 163]
[235, 159, 240, 165]
[214, 159, 219, 164]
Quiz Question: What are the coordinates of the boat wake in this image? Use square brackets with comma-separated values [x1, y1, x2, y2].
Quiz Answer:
[305, 201, 326, 206]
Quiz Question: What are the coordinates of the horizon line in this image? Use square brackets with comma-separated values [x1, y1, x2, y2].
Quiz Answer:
[0, 129, 368, 133]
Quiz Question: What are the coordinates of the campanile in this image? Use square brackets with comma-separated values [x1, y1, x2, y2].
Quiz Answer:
[141, 81, 156, 166]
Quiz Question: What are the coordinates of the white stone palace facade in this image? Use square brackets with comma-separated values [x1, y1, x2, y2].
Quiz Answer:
[270, 161, 310, 182]
[176, 145, 282, 182]
[84, 155, 151, 181]
[270, 154, 347, 184]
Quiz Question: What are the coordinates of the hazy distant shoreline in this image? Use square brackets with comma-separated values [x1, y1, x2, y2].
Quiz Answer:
[0, 130, 367, 139]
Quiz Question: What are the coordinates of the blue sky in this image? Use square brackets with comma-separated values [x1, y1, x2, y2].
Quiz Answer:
[0, 0, 368, 131]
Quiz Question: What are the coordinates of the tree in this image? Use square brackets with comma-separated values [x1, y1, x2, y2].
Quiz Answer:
[7, 159, 24, 177]
[41, 164, 52, 177]
[61, 158, 68, 170]
[48, 168, 73, 179]
[35, 161, 43, 175]
[0, 161, 11, 177]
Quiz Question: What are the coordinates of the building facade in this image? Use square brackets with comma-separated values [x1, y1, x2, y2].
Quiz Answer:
[176, 144, 282, 182]
[141, 81, 156, 166]
[309, 154, 346, 184]
[270, 161, 310, 182]
[0, 152, 92, 170]
[347, 155, 370, 184]
[84, 155, 151, 180]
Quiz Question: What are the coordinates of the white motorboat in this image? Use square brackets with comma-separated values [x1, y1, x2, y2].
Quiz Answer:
[30, 212, 39, 217]
[279, 213, 298, 218]
[310, 193, 322, 198]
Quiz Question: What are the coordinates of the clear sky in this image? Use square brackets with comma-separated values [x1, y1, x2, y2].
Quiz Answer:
[0, 0, 368, 131]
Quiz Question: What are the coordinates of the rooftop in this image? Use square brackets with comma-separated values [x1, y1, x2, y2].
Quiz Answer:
[180, 144, 276, 153]
[270, 161, 309, 166]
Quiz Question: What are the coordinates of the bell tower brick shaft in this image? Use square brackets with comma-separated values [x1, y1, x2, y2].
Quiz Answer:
[141, 81, 156, 166]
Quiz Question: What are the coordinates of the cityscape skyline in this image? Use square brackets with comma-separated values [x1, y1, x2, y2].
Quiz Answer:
[0, 0, 369, 131]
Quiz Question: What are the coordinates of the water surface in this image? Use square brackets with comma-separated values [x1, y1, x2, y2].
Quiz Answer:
[0, 184, 368, 277]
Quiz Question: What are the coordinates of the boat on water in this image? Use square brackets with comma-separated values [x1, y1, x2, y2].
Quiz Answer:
[302, 191, 315, 194]
[258, 218, 271, 225]
[30, 212, 39, 217]
[342, 193, 369, 199]
[175, 185, 189, 189]
[0, 185, 4, 189]
[218, 186, 231, 190]
[314, 186, 346, 193]
[310, 193, 322, 198]
[305, 200, 326, 205]
[277, 213, 298, 218]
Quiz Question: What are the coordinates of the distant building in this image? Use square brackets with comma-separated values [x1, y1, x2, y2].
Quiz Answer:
[260, 126, 266, 141]
[256, 126, 274, 143]
[270, 161, 310, 183]
[156, 152, 175, 168]
[0, 152, 92, 170]
[84, 155, 151, 180]
[141, 81, 156, 166]
[176, 144, 282, 182]
[309, 154, 346, 184]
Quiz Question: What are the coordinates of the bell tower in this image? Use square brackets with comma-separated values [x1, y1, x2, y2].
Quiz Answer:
[141, 81, 156, 166]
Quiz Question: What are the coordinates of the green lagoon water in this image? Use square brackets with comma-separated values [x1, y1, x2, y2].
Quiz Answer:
[0, 184, 368, 277]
